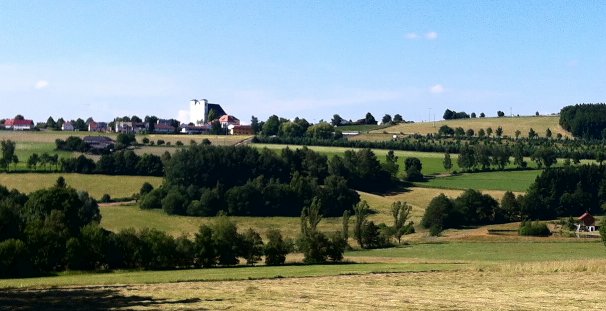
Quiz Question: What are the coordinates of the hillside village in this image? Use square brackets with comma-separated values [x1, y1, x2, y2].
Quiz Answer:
[0, 99, 254, 136]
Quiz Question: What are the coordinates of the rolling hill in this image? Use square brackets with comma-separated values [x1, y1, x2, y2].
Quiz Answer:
[376, 115, 570, 138]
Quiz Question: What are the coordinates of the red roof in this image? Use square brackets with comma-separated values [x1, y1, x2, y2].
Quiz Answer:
[578, 212, 595, 226]
[5, 119, 34, 126]
[219, 115, 240, 123]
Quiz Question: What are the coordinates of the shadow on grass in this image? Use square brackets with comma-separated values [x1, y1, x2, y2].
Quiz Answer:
[0, 287, 204, 311]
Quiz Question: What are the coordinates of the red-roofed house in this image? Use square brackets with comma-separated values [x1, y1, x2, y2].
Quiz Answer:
[4, 119, 34, 130]
[219, 115, 240, 127]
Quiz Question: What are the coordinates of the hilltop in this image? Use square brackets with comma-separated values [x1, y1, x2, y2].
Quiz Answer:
[376, 115, 570, 138]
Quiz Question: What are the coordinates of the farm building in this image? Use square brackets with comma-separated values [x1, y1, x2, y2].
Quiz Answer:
[83, 136, 114, 150]
[229, 125, 254, 135]
[4, 118, 34, 130]
[219, 115, 240, 127]
[62, 122, 75, 131]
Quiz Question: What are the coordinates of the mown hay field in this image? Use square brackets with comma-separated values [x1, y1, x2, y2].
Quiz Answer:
[378, 115, 570, 138]
[2, 242, 605, 310]
[0, 173, 162, 199]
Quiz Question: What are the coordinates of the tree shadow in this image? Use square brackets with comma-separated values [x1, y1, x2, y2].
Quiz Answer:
[0, 286, 204, 311]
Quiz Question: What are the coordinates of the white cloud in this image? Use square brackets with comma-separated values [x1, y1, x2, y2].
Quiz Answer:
[430, 84, 444, 94]
[405, 32, 419, 40]
[425, 32, 438, 40]
[34, 80, 49, 89]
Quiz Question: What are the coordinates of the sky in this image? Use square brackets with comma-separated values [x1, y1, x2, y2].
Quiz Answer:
[1, 0, 605, 124]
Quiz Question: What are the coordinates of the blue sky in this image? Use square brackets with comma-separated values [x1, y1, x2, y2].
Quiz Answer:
[1, 1, 604, 124]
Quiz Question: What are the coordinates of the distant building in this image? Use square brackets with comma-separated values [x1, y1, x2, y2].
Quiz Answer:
[88, 121, 108, 132]
[83, 136, 114, 150]
[219, 115, 240, 127]
[62, 122, 75, 131]
[229, 125, 254, 135]
[4, 119, 34, 131]
[180, 124, 210, 135]
[154, 123, 176, 134]
[189, 99, 227, 124]
[115, 121, 146, 134]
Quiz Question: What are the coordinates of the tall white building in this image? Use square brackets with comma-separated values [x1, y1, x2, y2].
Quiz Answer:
[189, 99, 206, 124]
[189, 99, 227, 124]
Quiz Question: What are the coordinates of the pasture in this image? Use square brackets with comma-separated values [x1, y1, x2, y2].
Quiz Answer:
[2, 241, 605, 310]
[0, 173, 162, 199]
[418, 170, 541, 192]
[100, 188, 513, 239]
[379, 115, 570, 138]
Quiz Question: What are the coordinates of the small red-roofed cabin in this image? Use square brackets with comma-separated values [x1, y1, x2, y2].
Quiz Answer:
[578, 212, 595, 226]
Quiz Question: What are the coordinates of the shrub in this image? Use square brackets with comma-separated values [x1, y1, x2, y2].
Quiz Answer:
[519, 221, 551, 237]
[264, 229, 290, 266]
[100, 194, 111, 203]
[0, 239, 32, 277]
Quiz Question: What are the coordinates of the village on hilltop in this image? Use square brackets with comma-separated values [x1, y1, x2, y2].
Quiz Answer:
[0, 99, 254, 136]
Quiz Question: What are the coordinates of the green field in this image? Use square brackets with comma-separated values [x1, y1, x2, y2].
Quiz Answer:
[0, 173, 162, 199]
[379, 115, 570, 138]
[335, 124, 391, 133]
[347, 241, 604, 262]
[417, 170, 541, 192]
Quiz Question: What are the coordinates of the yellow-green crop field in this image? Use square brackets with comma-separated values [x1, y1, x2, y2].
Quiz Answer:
[378, 115, 570, 138]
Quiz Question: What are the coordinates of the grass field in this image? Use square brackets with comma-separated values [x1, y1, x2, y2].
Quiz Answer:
[378, 115, 570, 138]
[418, 170, 541, 192]
[0, 173, 162, 199]
[138, 134, 252, 146]
[2, 241, 605, 310]
[335, 124, 391, 133]
[100, 188, 512, 239]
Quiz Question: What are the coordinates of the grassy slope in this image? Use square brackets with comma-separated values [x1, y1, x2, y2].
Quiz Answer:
[101, 188, 511, 239]
[417, 170, 541, 192]
[378, 115, 570, 138]
[0, 173, 162, 199]
[1, 241, 603, 288]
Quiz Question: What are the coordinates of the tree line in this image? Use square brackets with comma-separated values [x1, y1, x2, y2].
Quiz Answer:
[0, 180, 298, 278]
[423, 164, 606, 235]
[59, 151, 165, 176]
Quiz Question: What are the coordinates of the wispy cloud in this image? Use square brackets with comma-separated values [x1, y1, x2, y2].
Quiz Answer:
[430, 84, 444, 94]
[405, 31, 438, 41]
[405, 32, 419, 40]
[34, 80, 49, 89]
[425, 32, 438, 40]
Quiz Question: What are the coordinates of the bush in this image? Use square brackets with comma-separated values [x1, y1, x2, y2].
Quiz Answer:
[139, 188, 163, 209]
[0, 239, 32, 277]
[519, 221, 551, 237]
[264, 229, 291, 266]
[100, 194, 111, 203]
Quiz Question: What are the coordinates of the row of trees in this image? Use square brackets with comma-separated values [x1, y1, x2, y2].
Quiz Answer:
[60, 151, 165, 176]
[438, 125, 558, 140]
[454, 143, 558, 171]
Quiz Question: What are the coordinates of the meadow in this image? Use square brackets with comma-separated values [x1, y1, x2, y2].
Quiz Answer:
[377, 115, 570, 138]
[99, 188, 513, 239]
[0, 173, 162, 199]
[418, 170, 541, 192]
[2, 241, 605, 310]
